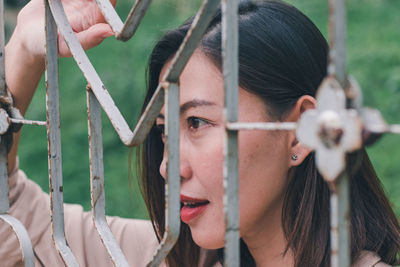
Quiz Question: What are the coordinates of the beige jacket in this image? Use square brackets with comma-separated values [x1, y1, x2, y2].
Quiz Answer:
[0, 165, 390, 266]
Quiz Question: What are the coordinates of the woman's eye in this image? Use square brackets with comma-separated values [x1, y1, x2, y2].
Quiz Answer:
[187, 117, 209, 131]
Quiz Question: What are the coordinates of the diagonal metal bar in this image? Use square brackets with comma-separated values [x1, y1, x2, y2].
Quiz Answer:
[93, 0, 151, 41]
[93, 0, 123, 34]
[146, 83, 180, 267]
[87, 88, 129, 267]
[0, 214, 34, 267]
[163, 0, 221, 83]
[47, 0, 219, 147]
[222, 0, 239, 266]
[45, 1, 79, 265]
[117, 0, 152, 41]
[48, 0, 135, 146]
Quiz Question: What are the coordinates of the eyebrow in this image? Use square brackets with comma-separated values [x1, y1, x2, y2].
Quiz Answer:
[157, 99, 216, 119]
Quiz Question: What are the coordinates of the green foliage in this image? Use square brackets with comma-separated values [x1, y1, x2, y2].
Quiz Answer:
[17, 0, 400, 219]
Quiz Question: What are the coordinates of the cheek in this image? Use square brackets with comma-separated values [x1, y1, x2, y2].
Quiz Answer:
[237, 131, 290, 231]
[184, 129, 227, 249]
[193, 131, 225, 192]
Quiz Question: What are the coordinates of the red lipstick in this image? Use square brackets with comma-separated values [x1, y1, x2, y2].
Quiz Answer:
[180, 194, 209, 223]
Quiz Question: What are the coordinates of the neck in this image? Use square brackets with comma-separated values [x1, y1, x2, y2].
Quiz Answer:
[242, 203, 294, 267]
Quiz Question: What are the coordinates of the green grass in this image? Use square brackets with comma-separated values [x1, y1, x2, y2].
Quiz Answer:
[14, 0, 400, 219]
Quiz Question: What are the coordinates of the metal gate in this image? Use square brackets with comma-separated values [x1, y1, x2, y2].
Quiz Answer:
[0, 0, 397, 266]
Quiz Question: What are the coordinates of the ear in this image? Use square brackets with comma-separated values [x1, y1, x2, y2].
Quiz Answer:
[285, 95, 316, 167]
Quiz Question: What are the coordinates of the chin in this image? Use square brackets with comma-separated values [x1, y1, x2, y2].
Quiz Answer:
[190, 228, 225, 249]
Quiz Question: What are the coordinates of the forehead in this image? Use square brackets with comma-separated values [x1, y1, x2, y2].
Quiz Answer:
[159, 51, 224, 108]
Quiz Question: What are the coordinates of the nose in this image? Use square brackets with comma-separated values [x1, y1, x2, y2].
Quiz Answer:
[159, 148, 193, 180]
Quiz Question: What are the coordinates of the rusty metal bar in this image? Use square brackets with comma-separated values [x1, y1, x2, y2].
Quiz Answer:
[0, 214, 34, 267]
[0, 0, 5, 96]
[227, 120, 400, 135]
[146, 82, 180, 267]
[222, 0, 239, 266]
[47, 0, 219, 147]
[163, 0, 220, 83]
[48, 0, 135, 146]
[45, 0, 79, 265]
[0, 2, 35, 266]
[9, 118, 47, 126]
[226, 122, 297, 131]
[0, 142, 9, 214]
[0, 0, 7, 214]
[329, 174, 350, 267]
[328, 0, 350, 266]
[94, 0, 152, 41]
[328, 0, 347, 87]
[389, 124, 400, 134]
[87, 89, 129, 267]
[93, 0, 123, 34]
[117, 0, 152, 41]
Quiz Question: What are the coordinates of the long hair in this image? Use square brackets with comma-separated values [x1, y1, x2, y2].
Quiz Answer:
[137, 1, 400, 266]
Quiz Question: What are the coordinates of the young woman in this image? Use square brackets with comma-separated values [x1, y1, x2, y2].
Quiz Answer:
[2, 0, 400, 266]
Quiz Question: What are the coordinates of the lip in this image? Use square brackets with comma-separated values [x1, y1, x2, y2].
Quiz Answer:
[180, 194, 209, 223]
[180, 194, 208, 203]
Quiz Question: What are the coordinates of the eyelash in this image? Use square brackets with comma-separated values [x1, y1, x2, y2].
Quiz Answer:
[155, 116, 211, 137]
[187, 116, 210, 131]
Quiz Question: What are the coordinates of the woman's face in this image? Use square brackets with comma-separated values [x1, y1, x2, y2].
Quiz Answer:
[157, 51, 293, 249]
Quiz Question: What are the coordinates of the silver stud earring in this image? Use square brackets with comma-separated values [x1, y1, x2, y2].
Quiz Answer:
[291, 155, 298, 161]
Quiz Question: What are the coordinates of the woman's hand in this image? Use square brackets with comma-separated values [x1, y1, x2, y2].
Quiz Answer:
[5, 0, 116, 173]
[12, 0, 115, 58]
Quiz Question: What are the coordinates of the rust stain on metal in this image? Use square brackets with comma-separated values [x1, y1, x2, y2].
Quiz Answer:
[160, 81, 170, 90]
[318, 115, 344, 148]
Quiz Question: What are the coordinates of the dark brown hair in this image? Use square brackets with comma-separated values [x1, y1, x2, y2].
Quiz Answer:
[137, 1, 400, 266]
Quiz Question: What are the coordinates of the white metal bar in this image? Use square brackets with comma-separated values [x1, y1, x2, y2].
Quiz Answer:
[117, 0, 152, 41]
[0, 214, 34, 267]
[93, 0, 123, 34]
[328, 0, 347, 87]
[0, 0, 8, 214]
[0, 0, 5, 96]
[163, 0, 221, 83]
[87, 89, 129, 267]
[389, 124, 400, 134]
[329, 174, 350, 267]
[146, 83, 181, 267]
[0, 139, 9, 214]
[328, 0, 350, 266]
[226, 122, 297, 131]
[45, 0, 79, 265]
[9, 118, 47, 126]
[222, 0, 240, 266]
[0, 4, 35, 267]
[47, 0, 220, 148]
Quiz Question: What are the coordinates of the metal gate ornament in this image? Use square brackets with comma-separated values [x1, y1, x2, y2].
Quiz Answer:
[297, 76, 363, 181]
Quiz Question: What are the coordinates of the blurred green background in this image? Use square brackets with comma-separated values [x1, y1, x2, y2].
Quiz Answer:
[4, 0, 400, 219]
